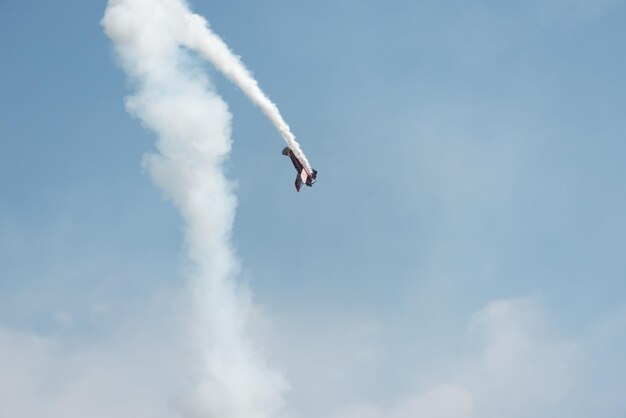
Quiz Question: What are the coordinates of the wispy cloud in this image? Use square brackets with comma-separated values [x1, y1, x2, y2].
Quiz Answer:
[0, 325, 180, 418]
[325, 297, 580, 418]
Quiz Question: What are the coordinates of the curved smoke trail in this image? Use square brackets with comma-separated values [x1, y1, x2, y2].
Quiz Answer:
[103, 0, 286, 417]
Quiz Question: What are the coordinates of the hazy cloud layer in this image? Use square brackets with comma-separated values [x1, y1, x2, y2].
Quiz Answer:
[0, 325, 179, 418]
[320, 297, 580, 418]
[0, 296, 587, 418]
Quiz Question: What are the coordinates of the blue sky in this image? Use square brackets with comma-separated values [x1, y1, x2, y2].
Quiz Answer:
[1, 0, 626, 417]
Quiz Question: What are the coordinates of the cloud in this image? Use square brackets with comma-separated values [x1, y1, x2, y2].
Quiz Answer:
[0, 326, 181, 418]
[464, 297, 580, 418]
[0, 296, 616, 418]
[330, 385, 473, 418]
[326, 296, 579, 418]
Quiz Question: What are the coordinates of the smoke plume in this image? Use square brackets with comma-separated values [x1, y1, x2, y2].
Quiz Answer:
[182, 12, 312, 172]
[102, 0, 287, 416]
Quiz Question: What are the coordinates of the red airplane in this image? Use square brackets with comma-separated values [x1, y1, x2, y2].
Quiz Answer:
[282, 147, 317, 192]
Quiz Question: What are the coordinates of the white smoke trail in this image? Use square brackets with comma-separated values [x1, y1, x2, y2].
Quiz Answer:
[102, 0, 286, 417]
[180, 13, 313, 172]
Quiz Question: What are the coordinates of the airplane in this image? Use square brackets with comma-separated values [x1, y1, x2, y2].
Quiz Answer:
[282, 147, 317, 192]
